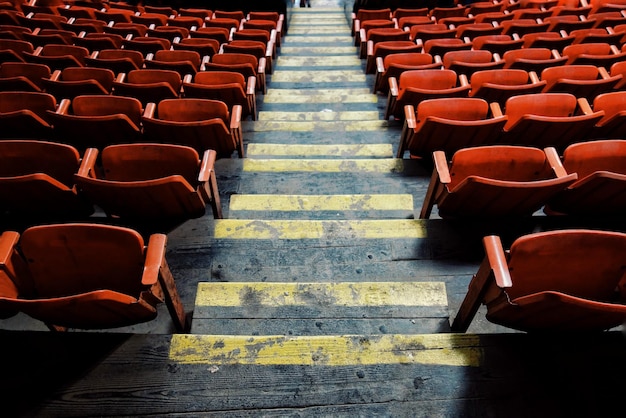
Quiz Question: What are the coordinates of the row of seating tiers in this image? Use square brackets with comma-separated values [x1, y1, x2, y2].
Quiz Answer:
[0, 1, 290, 330]
[353, 2, 626, 333]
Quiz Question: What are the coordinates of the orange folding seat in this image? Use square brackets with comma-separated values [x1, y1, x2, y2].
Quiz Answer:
[592, 90, 626, 138]
[374, 52, 442, 94]
[173, 37, 219, 59]
[179, 8, 212, 20]
[562, 42, 626, 67]
[122, 36, 170, 57]
[471, 34, 524, 56]
[422, 37, 473, 57]
[452, 230, 626, 333]
[204, 17, 241, 32]
[248, 11, 283, 23]
[540, 64, 621, 100]
[419, 145, 576, 219]
[84, 48, 144, 75]
[105, 2, 142, 13]
[74, 143, 223, 224]
[398, 97, 507, 159]
[520, 0, 558, 9]
[438, 15, 476, 27]
[0, 24, 32, 40]
[550, 4, 593, 18]
[392, 7, 429, 28]
[0, 91, 56, 138]
[520, 31, 575, 51]
[454, 22, 503, 40]
[351, 8, 391, 36]
[499, 18, 550, 37]
[57, 5, 97, 20]
[359, 26, 407, 58]
[468, 68, 547, 108]
[0, 38, 34, 62]
[190, 26, 230, 44]
[501, 93, 604, 150]
[205, 52, 266, 94]
[17, 12, 67, 31]
[146, 25, 190, 43]
[222, 39, 273, 73]
[385, 68, 471, 120]
[429, 6, 468, 21]
[112, 68, 181, 106]
[589, 2, 626, 14]
[183, 70, 256, 120]
[41, 66, 114, 100]
[0, 61, 50, 91]
[167, 16, 204, 30]
[443, 49, 505, 78]
[142, 98, 243, 158]
[473, 11, 515, 25]
[396, 14, 434, 30]
[0, 10, 23, 26]
[569, 27, 625, 44]
[231, 27, 276, 59]
[544, 15, 596, 33]
[143, 5, 176, 16]
[24, 44, 88, 70]
[47, 94, 143, 149]
[144, 49, 204, 76]
[130, 12, 168, 27]
[609, 60, 626, 89]
[0, 139, 93, 218]
[73, 32, 125, 50]
[544, 139, 626, 215]
[467, 1, 504, 15]
[60, 18, 108, 35]
[365, 38, 420, 74]
[104, 21, 148, 37]
[213, 10, 245, 22]
[0, 223, 187, 331]
[410, 23, 456, 43]
[241, 19, 281, 47]
[588, 11, 626, 29]
[22, 27, 74, 47]
[503, 47, 568, 73]
[357, 19, 396, 47]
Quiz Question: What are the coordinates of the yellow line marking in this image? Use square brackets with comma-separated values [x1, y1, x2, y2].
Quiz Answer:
[277, 56, 362, 66]
[271, 70, 365, 83]
[290, 18, 346, 23]
[169, 334, 482, 367]
[279, 46, 357, 54]
[229, 194, 413, 211]
[264, 89, 376, 103]
[284, 36, 354, 43]
[288, 28, 352, 34]
[246, 144, 393, 157]
[245, 120, 389, 131]
[258, 110, 380, 121]
[242, 158, 403, 172]
[196, 282, 447, 307]
[213, 219, 427, 239]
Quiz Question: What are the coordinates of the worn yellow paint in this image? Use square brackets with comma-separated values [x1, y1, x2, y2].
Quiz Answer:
[196, 282, 447, 307]
[169, 334, 482, 367]
[246, 144, 393, 158]
[271, 70, 366, 83]
[245, 120, 389, 132]
[242, 158, 403, 172]
[280, 46, 357, 55]
[264, 89, 376, 104]
[290, 18, 346, 24]
[258, 110, 380, 121]
[284, 36, 354, 43]
[287, 27, 351, 35]
[229, 194, 413, 211]
[213, 219, 427, 239]
[277, 56, 362, 66]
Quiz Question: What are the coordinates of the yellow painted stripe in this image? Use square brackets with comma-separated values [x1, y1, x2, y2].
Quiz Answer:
[271, 70, 365, 83]
[284, 36, 354, 43]
[229, 194, 413, 211]
[290, 18, 346, 24]
[213, 219, 427, 239]
[196, 282, 447, 307]
[242, 158, 403, 172]
[169, 334, 482, 367]
[277, 56, 362, 66]
[288, 27, 351, 35]
[264, 89, 376, 103]
[245, 120, 390, 131]
[291, 14, 345, 19]
[246, 144, 393, 157]
[280, 46, 357, 55]
[258, 110, 380, 121]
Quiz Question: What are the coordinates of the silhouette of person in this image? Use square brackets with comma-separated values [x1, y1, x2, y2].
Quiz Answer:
[300, 0, 311, 7]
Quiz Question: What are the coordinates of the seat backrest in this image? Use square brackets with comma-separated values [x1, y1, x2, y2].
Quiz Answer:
[248, 11, 280, 22]
[153, 49, 201, 69]
[541, 64, 600, 83]
[504, 93, 577, 127]
[356, 8, 391, 22]
[60, 67, 115, 91]
[205, 17, 240, 30]
[416, 97, 489, 122]
[156, 98, 229, 124]
[563, 42, 612, 59]
[20, 223, 146, 298]
[97, 48, 144, 67]
[191, 27, 230, 44]
[101, 143, 200, 184]
[213, 10, 244, 21]
[399, 68, 458, 91]
[126, 68, 182, 90]
[471, 68, 530, 88]
[242, 19, 276, 32]
[41, 44, 89, 63]
[443, 50, 493, 67]
[0, 38, 34, 57]
[561, 139, 626, 178]
[167, 16, 204, 30]
[593, 90, 626, 120]
[384, 52, 433, 68]
[72, 95, 143, 126]
[0, 140, 80, 186]
[193, 71, 245, 86]
[212, 52, 258, 68]
[448, 145, 554, 190]
[0, 62, 50, 88]
[507, 230, 626, 301]
[0, 91, 56, 116]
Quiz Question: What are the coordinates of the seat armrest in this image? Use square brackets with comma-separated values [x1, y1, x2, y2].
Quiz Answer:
[142, 234, 168, 286]
[433, 151, 451, 185]
[56, 98, 71, 115]
[247, 76, 256, 94]
[230, 104, 242, 128]
[376, 56, 385, 74]
[143, 102, 156, 118]
[489, 102, 503, 118]
[198, 149, 216, 183]
[76, 147, 99, 178]
[483, 235, 512, 288]
[388, 76, 399, 97]
[404, 104, 416, 129]
[49, 69, 62, 82]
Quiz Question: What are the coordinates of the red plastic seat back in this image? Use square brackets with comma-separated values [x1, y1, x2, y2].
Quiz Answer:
[157, 98, 229, 125]
[72, 95, 143, 127]
[561, 139, 626, 178]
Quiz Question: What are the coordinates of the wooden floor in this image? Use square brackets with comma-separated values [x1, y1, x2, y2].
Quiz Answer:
[2, 1, 626, 416]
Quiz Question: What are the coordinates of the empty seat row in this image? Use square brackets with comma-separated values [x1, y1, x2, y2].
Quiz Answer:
[0, 92, 245, 157]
